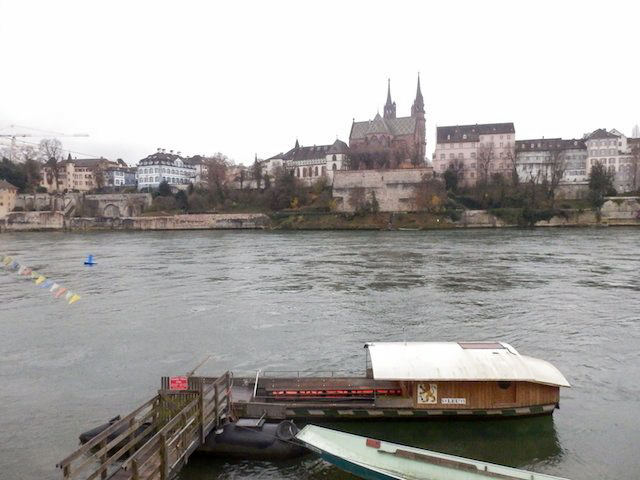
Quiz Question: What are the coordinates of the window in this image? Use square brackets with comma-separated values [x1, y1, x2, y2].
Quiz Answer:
[449, 153, 455, 159]
[471, 152, 476, 159]
[440, 154, 445, 160]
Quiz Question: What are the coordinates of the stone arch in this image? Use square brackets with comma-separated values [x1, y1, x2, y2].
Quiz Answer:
[103, 204, 121, 218]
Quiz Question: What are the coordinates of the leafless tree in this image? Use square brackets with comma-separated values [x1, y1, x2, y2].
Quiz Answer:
[504, 145, 519, 186]
[476, 142, 495, 186]
[39, 138, 63, 191]
[543, 149, 566, 205]
[94, 166, 105, 191]
[206, 153, 230, 204]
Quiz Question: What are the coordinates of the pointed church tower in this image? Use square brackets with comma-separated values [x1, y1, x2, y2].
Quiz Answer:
[411, 74, 425, 117]
[383, 79, 396, 120]
[411, 74, 426, 164]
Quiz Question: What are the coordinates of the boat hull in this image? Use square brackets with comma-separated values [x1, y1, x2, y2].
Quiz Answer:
[233, 400, 558, 421]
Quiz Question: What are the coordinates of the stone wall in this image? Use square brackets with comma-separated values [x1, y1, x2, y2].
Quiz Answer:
[69, 213, 269, 230]
[332, 168, 435, 212]
[1, 212, 268, 232]
[81, 193, 152, 217]
[601, 197, 640, 225]
[0, 211, 65, 231]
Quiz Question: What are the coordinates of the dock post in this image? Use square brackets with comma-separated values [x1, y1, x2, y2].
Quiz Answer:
[131, 459, 140, 480]
[199, 379, 205, 444]
[160, 433, 168, 480]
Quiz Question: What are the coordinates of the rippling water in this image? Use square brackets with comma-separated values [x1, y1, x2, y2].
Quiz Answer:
[1, 229, 639, 480]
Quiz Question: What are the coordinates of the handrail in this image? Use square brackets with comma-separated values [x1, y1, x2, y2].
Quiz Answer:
[57, 395, 158, 468]
[57, 371, 231, 480]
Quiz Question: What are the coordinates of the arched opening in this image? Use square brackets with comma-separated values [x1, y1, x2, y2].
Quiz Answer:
[314, 166, 319, 176]
[332, 163, 337, 171]
[103, 204, 121, 218]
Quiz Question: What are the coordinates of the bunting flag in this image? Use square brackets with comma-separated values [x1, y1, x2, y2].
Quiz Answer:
[55, 288, 68, 299]
[68, 294, 81, 305]
[1, 254, 81, 305]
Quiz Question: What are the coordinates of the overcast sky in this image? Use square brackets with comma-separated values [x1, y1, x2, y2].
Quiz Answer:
[1, 0, 638, 165]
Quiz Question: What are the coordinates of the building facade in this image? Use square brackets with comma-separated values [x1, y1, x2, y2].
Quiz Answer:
[348, 77, 426, 169]
[136, 149, 196, 191]
[515, 138, 587, 184]
[584, 128, 640, 192]
[263, 139, 350, 186]
[0, 179, 18, 217]
[40, 157, 116, 193]
[432, 123, 516, 187]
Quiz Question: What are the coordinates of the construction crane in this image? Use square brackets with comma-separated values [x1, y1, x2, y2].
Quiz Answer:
[0, 124, 89, 162]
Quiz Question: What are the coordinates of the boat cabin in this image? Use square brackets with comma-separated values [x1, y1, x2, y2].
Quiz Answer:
[232, 342, 570, 420]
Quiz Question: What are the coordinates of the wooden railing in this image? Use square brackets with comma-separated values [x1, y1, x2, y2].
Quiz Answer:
[57, 372, 232, 480]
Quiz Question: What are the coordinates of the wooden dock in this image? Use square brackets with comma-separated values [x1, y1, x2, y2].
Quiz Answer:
[57, 373, 232, 480]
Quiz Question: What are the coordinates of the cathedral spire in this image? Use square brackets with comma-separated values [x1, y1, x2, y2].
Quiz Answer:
[383, 78, 396, 120]
[412, 73, 425, 117]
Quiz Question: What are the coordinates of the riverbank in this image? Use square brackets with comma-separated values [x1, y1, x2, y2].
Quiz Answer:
[1, 197, 638, 232]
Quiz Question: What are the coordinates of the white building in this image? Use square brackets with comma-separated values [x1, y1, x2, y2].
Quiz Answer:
[263, 139, 350, 186]
[136, 148, 196, 191]
[584, 128, 637, 193]
[515, 138, 587, 184]
[433, 123, 516, 187]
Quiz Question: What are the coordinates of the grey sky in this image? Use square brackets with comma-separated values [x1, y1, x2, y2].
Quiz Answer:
[1, 0, 638, 166]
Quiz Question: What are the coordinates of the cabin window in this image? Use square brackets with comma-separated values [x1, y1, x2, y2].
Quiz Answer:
[498, 381, 512, 390]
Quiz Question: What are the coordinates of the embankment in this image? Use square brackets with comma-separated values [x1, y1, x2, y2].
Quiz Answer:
[1, 197, 638, 232]
[0, 213, 269, 232]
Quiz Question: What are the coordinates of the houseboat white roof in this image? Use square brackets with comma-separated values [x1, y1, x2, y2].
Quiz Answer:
[365, 342, 570, 387]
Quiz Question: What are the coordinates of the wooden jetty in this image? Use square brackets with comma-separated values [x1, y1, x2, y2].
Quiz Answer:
[57, 372, 232, 480]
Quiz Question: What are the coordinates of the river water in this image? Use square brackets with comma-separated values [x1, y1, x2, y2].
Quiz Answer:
[0, 229, 639, 480]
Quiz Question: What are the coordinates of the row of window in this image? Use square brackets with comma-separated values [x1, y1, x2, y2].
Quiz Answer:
[138, 167, 192, 175]
[589, 140, 622, 147]
[139, 176, 191, 184]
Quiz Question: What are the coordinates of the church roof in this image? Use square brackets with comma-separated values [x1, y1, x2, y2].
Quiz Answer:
[436, 123, 515, 144]
[328, 139, 349, 154]
[350, 115, 417, 140]
[367, 113, 391, 135]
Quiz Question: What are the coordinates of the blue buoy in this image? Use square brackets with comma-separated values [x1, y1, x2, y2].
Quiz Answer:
[84, 254, 96, 266]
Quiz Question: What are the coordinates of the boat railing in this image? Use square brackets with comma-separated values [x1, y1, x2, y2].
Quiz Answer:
[260, 369, 363, 378]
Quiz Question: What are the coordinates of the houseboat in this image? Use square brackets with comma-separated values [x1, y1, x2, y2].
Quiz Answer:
[231, 342, 570, 420]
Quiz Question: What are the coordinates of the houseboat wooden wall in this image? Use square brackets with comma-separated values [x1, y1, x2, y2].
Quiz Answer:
[407, 381, 560, 410]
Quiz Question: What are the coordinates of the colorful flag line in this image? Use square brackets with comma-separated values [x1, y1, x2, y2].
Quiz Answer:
[2, 254, 81, 305]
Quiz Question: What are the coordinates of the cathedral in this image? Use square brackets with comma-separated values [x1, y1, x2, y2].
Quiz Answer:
[348, 76, 426, 169]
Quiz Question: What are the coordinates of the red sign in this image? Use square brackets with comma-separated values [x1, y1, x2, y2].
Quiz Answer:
[169, 376, 188, 391]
